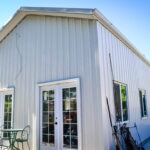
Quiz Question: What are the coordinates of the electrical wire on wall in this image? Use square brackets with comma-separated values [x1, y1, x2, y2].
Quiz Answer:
[14, 32, 23, 81]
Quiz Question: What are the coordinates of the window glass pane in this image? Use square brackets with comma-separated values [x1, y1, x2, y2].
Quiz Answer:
[49, 124, 54, 134]
[121, 85, 128, 121]
[114, 83, 122, 122]
[49, 135, 54, 146]
[8, 113, 12, 122]
[9, 104, 12, 112]
[70, 99, 77, 111]
[43, 91, 48, 101]
[43, 124, 48, 134]
[142, 91, 147, 116]
[4, 103, 8, 113]
[5, 95, 9, 103]
[48, 112, 54, 123]
[63, 112, 70, 123]
[70, 88, 76, 99]
[49, 101, 54, 111]
[7, 122, 11, 129]
[64, 124, 70, 135]
[64, 135, 71, 148]
[43, 134, 48, 144]
[43, 112, 48, 123]
[43, 102, 48, 111]
[139, 90, 147, 117]
[63, 100, 70, 111]
[63, 89, 69, 100]
[4, 113, 8, 122]
[71, 136, 78, 149]
[71, 124, 77, 136]
[48, 90, 54, 100]
[70, 112, 77, 123]
[139, 91, 144, 117]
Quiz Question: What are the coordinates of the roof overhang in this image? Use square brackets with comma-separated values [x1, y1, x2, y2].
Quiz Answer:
[0, 7, 150, 66]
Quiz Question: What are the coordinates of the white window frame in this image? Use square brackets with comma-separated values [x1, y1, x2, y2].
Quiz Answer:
[114, 81, 129, 123]
[37, 78, 82, 150]
[139, 89, 148, 119]
[0, 88, 14, 128]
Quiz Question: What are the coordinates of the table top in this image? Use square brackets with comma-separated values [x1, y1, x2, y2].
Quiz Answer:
[1, 129, 23, 132]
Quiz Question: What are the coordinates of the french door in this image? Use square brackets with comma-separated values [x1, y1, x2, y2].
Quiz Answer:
[40, 81, 81, 150]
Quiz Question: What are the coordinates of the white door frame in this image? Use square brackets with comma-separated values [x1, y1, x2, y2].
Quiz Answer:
[37, 78, 82, 150]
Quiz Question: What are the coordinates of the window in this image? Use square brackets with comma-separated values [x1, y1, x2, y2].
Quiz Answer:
[3, 94, 13, 137]
[114, 82, 128, 122]
[139, 90, 147, 118]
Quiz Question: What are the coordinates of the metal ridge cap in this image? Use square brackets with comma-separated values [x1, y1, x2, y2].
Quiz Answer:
[19, 6, 95, 15]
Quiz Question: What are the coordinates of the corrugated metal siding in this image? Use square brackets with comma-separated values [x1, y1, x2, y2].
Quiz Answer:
[0, 16, 104, 150]
[97, 22, 150, 150]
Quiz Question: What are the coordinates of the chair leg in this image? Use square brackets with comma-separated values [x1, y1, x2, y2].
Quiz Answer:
[17, 142, 19, 149]
[22, 143, 24, 150]
[27, 141, 30, 150]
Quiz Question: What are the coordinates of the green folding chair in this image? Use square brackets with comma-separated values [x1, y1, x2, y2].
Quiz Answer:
[0, 125, 11, 150]
[16, 125, 31, 150]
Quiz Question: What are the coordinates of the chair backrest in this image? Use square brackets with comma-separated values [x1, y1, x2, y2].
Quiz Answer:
[21, 125, 31, 140]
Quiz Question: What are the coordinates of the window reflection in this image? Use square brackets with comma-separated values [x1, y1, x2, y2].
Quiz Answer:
[121, 85, 128, 121]
[114, 83, 128, 122]
[139, 90, 147, 117]
[42, 90, 55, 146]
[63, 87, 78, 148]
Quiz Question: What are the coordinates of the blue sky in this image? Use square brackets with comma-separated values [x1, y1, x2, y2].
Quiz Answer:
[0, 0, 150, 60]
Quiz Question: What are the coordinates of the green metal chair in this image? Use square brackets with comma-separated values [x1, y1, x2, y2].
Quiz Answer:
[0, 125, 11, 150]
[16, 125, 31, 150]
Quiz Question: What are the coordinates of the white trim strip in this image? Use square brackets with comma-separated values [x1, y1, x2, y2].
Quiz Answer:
[38, 78, 80, 87]
[0, 88, 14, 92]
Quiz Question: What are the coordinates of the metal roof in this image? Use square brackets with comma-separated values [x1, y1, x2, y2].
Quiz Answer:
[0, 7, 150, 66]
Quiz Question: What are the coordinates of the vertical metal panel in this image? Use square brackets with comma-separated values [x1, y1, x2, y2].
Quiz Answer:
[0, 16, 104, 150]
[97, 22, 150, 150]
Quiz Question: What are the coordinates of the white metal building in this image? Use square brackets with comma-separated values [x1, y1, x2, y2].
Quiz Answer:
[0, 7, 150, 150]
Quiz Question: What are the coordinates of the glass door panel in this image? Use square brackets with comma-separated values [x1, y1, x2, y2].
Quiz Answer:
[62, 87, 78, 149]
[41, 88, 58, 150]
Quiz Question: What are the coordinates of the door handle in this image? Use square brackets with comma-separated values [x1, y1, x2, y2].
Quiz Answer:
[54, 122, 58, 125]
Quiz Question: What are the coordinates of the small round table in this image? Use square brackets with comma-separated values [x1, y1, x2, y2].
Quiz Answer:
[1, 129, 23, 150]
